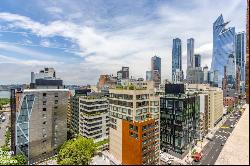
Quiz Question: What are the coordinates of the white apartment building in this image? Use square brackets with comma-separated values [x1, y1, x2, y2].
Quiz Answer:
[78, 95, 109, 141]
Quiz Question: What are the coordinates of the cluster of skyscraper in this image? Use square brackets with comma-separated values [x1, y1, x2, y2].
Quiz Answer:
[8, 10, 249, 165]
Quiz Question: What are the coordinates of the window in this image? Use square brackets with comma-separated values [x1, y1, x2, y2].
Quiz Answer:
[43, 93, 46, 97]
[43, 101, 46, 105]
[43, 108, 46, 111]
[55, 100, 58, 104]
[43, 121, 47, 125]
[54, 106, 58, 109]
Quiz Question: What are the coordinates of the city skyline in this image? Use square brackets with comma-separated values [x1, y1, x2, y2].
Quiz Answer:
[0, 0, 247, 85]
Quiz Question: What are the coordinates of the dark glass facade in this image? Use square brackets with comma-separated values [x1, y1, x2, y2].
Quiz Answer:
[160, 92, 199, 156]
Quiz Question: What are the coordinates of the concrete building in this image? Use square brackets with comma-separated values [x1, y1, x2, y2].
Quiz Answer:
[186, 84, 223, 129]
[117, 67, 130, 85]
[15, 89, 69, 164]
[160, 84, 200, 158]
[203, 66, 209, 83]
[151, 56, 161, 88]
[108, 85, 160, 165]
[172, 69, 184, 83]
[78, 93, 109, 141]
[146, 71, 152, 81]
[198, 94, 209, 139]
[186, 67, 204, 84]
[152, 70, 161, 89]
[70, 89, 91, 133]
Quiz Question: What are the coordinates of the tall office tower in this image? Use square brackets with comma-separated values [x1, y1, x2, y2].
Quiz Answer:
[160, 84, 199, 157]
[122, 67, 129, 79]
[15, 89, 69, 164]
[235, 32, 246, 82]
[70, 89, 91, 133]
[187, 38, 195, 68]
[108, 86, 160, 165]
[194, 54, 201, 67]
[186, 84, 224, 129]
[246, 0, 249, 104]
[151, 56, 161, 88]
[117, 71, 123, 85]
[211, 14, 236, 87]
[203, 66, 209, 83]
[78, 93, 109, 141]
[172, 38, 183, 83]
[236, 66, 241, 94]
[146, 71, 152, 81]
[152, 70, 161, 88]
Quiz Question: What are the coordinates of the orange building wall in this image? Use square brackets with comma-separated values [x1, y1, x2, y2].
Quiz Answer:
[122, 119, 155, 165]
[15, 92, 22, 112]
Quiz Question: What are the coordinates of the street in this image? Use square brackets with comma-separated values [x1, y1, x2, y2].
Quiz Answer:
[193, 108, 242, 165]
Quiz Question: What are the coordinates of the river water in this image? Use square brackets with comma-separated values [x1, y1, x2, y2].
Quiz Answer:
[0, 91, 10, 98]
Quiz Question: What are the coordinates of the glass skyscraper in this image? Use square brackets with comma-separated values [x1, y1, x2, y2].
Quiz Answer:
[187, 38, 194, 68]
[235, 32, 246, 81]
[151, 55, 161, 87]
[172, 38, 183, 82]
[194, 54, 201, 67]
[211, 14, 235, 87]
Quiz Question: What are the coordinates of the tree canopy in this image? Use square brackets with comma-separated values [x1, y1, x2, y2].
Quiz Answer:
[57, 136, 97, 165]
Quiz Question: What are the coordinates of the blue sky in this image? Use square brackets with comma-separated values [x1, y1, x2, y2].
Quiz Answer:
[0, 0, 247, 85]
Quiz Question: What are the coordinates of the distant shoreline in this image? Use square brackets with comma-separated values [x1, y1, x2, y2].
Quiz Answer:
[0, 91, 10, 99]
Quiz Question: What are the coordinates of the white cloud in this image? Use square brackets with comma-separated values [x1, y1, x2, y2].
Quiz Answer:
[0, 0, 246, 84]
[45, 7, 63, 14]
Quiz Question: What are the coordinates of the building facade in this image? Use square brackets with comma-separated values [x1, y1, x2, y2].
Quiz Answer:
[246, 0, 249, 104]
[194, 54, 201, 68]
[211, 14, 236, 87]
[78, 94, 109, 141]
[160, 84, 199, 158]
[187, 38, 194, 69]
[146, 71, 152, 81]
[186, 84, 223, 129]
[15, 89, 68, 164]
[186, 67, 204, 84]
[172, 38, 183, 83]
[151, 56, 161, 88]
[108, 86, 160, 165]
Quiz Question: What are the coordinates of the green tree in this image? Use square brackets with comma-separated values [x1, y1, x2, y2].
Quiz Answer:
[12, 154, 26, 165]
[57, 136, 97, 165]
